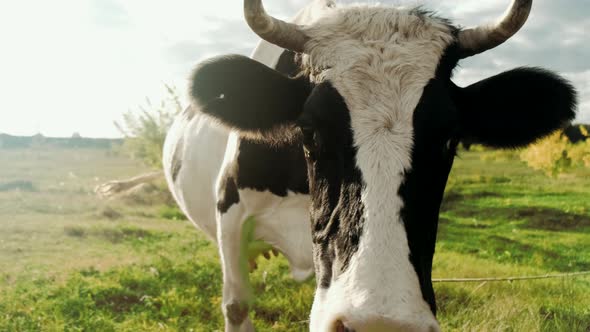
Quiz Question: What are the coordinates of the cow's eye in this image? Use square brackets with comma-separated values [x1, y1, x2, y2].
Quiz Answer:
[299, 126, 320, 158]
[301, 127, 316, 147]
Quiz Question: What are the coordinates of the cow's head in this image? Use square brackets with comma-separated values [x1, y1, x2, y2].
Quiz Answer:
[190, 0, 577, 331]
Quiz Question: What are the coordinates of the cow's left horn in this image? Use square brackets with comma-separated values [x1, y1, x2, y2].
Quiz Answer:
[244, 0, 309, 53]
[458, 0, 532, 58]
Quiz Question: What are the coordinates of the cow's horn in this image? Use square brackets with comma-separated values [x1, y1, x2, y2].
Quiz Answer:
[458, 0, 532, 58]
[244, 0, 309, 53]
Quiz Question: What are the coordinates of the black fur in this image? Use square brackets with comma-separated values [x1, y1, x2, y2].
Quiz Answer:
[300, 82, 364, 289]
[454, 67, 577, 148]
[217, 176, 240, 214]
[190, 54, 311, 134]
[234, 139, 309, 196]
[399, 44, 461, 314]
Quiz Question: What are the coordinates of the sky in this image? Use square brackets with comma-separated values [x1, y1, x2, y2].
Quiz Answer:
[0, 0, 588, 138]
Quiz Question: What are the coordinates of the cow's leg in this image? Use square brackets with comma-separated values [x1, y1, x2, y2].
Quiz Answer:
[217, 203, 254, 332]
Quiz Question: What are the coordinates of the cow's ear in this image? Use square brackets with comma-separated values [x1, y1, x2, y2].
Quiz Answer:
[454, 67, 577, 148]
[190, 54, 310, 137]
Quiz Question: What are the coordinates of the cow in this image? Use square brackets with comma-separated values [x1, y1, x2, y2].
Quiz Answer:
[164, 0, 577, 331]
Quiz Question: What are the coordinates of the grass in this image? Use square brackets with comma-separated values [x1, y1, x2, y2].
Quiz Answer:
[0, 147, 589, 331]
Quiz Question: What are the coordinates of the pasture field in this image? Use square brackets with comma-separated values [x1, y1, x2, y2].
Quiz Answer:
[0, 147, 589, 331]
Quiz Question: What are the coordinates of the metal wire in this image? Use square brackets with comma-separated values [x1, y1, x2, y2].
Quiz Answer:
[433, 271, 590, 283]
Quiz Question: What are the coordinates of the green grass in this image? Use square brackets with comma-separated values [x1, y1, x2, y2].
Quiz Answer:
[0, 147, 589, 331]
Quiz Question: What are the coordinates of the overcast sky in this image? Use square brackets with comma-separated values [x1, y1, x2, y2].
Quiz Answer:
[0, 0, 588, 138]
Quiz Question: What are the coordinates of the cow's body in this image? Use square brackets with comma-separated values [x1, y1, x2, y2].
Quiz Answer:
[167, 0, 577, 331]
[163, 87, 314, 281]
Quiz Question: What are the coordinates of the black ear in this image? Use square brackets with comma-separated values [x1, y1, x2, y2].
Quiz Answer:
[190, 54, 310, 135]
[454, 67, 577, 148]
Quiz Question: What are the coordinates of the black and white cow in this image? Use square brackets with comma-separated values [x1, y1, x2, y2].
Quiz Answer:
[164, 0, 577, 331]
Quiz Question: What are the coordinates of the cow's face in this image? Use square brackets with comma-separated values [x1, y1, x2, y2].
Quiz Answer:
[297, 8, 458, 331]
[190, 1, 576, 331]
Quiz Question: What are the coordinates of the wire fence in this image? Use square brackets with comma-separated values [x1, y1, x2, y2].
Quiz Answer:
[433, 270, 590, 283]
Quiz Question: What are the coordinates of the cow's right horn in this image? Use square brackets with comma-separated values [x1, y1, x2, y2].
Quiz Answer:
[244, 0, 309, 53]
[458, 0, 533, 58]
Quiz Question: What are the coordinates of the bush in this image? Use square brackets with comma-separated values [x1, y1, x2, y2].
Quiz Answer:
[115, 85, 184, 168]
[567, 126, 590, 167]
[520, 126, 590, 176]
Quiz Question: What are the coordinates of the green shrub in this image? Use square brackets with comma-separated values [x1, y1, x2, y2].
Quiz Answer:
[115, 85, 184, 168]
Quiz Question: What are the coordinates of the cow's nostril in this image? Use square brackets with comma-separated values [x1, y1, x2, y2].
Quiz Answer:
[335, 320, 355, 332]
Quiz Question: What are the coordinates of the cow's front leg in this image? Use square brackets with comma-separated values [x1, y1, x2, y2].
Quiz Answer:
[217, 203, 254, 332]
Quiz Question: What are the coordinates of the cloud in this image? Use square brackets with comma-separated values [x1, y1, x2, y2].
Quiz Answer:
[90, 0, 130, 28]
[165, 18, 259, 66]
[0, 0, 588, 137]
[565, 71, 590, 123]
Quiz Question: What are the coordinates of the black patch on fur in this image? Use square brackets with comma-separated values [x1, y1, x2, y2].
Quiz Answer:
[225, 301, 249, 326]
[399, 43, 462, 314]
[399, 44, 577, 315]
[299, 82, 364, 289]
[217, 175, 240, 214]
[189, 54, 311, 135]
[233, 137, 309, 196]
[453, 67, 577, 148]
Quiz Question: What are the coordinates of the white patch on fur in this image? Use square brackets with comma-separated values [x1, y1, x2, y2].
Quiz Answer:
[304, 5, 455, 331]
[239, 188, 314, 281]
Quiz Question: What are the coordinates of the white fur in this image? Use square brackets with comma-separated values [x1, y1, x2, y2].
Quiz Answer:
[163, 108, 227, 241]
[304, 5, 455, 332]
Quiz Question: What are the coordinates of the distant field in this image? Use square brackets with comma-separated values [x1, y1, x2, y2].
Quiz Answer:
[0, 147, 589, 331]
